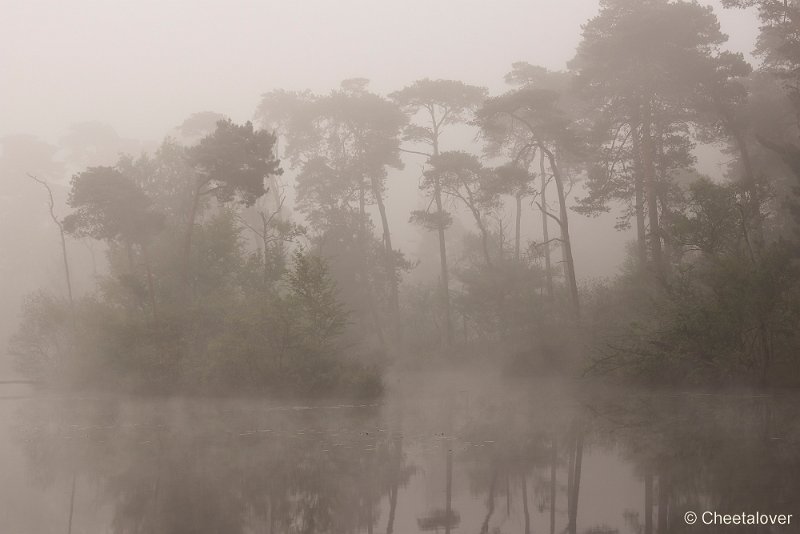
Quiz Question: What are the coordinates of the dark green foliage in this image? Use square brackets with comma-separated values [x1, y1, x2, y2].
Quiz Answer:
[63, 166, 164, 243]
[189, 119, 282, 206]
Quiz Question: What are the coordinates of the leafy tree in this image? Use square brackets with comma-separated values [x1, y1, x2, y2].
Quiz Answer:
[477, 87, 583, 319]
[570, 0, 727, 276]
[424, 152, 499, 267]
[184, 119, 281, 293]
[257, 81, 406, 346]
[390, 79, 488, 349]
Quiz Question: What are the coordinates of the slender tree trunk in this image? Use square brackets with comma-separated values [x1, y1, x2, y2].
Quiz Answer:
[66, 472, 76, 534]
[522, 474, 531, 534]
[182, 180, 204, 297]
[657, 471, 669, 534]
[386, 468, 399, 533]
[28, 175, 74, 310]
[506, 474, 511, 517]
[632, 123, 648, 269]
[569, 430, 584, 534]
[644, 471, 654, 534]
[445, 448, 453, 534]
[480, 470, 498, 534]
[515, 193, 522, 262]
[729, 119, 764, 250]
[641, 100, 664, 278]
[550, 439, 557, 534]
[141, 243, 158, 322]
[369, 174, 401, 339]
[541, 147, 580, 319]
[467, 206, 493, 268]
[539, 152, 554, 298]
[358, 184, 386, 349]
[432, 133, 453, 351]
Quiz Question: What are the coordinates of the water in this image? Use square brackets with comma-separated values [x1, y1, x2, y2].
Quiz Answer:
[1, 372, 798, 533]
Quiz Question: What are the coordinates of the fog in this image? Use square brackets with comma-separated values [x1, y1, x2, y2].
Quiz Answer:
[5, 1, 800, 532]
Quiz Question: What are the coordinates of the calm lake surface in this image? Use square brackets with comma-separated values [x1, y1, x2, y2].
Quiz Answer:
[1, 370, 798, 534]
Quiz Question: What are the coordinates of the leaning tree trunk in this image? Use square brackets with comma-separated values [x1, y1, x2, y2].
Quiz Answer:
[28, 175, 74, 311]
[369, 174, 401, 340]
[541, 147, 580, 320]
[358, 183, 386, 350]
[539, 151, 555, 298]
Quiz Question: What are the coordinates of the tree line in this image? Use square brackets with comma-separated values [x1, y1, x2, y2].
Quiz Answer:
[8, 0, 800, 392]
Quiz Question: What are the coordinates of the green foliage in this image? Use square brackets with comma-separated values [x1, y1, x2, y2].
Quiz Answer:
[588, 179, 800, 386]
[63, 166, 163, 243]
[189, 119, 282, 206]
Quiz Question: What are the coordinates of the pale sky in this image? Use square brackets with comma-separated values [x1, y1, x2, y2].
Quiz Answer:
[1, 0, 759, 143]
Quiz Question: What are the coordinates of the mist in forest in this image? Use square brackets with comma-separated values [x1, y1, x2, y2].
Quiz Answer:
[4, 1, 800, 533]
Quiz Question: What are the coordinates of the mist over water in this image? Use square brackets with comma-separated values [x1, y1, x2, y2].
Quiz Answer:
[3, 372, 799, 534]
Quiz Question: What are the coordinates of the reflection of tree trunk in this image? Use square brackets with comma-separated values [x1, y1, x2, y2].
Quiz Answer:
[480, 470, 498, 534]
[369, 174, 400, 337]
[567, 429, 584, 534]
[657, 471, 669, 534]
[522, 474, 531, 534]
[506, 474, 511, 516]
[632, 123, 648, 269]
[66, 472, 76, 534]
[644, 471, 654, 534]
[539, 152, 554, 299]
[387, 479, 399, 534]
[445, 448, 453, 534]
[550, 439, 557, 534]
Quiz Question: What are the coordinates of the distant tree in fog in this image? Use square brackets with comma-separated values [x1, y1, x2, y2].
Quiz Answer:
[390, 79, 487, 351]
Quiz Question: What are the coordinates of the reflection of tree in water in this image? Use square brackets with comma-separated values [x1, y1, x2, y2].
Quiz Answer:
[590, 394, 800, 534]
[13, 391, 800, 534]
[456, 399, 571, 534]
[14, 400, 416, 534]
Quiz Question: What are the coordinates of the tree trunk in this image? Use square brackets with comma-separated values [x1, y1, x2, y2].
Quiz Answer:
[632, 123, 648, 269]
[542, 146, 580, 320]
[358, 184, 386, 350]
[432, 133, 453, 352]
[569, 430, 584, 534]
[515, 193, 522, 262]
[522, 474, 531, 534]
[182, 180, 204, 298]
[445, 449, 453, 534]
[641, 100, 664, 278]
[480, 470, 498, 534]
[369, 174, 401, 341]
[539, 151, 554, 299]
[644, 471, 654, 534]
[550, 439, 557, 534]
[66, 472, 76, 534]
[29, 175, 74, 310]
[141, 243, 158, 322]
[730, 119, 764, 250]
[657, 471, 669, 534]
